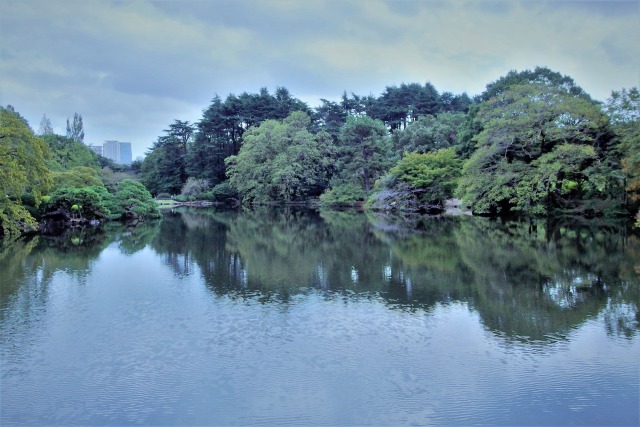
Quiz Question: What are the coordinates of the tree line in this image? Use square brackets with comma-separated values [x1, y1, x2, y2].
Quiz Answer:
[140, 67, 638, 223]
[0, 108, 158, 239]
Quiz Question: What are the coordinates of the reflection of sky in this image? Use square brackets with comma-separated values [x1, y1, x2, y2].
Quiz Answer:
[1, 244, 638, 426]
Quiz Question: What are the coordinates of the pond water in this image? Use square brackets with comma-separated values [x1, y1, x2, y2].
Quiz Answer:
[1, 208, 638, 426]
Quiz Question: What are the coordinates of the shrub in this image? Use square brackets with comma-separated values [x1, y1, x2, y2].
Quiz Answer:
[202, 182, 239, 203]
[180, 178, 211, 198]
[114, 179, 161, 220]
[319, 182, 366, 207]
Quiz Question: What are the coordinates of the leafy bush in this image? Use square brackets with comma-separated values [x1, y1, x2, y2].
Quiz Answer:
[114, 179, 161, 220]
[368, 148, 462, 212]
[319, 182, 366, 207]
[202, 182, 239, 203]
[52, 166, 103, 189]
[46, 186, 114, 220]
[180, 178, 211, 198]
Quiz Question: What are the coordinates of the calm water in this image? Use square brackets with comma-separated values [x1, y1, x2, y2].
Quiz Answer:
[1, 208, 638, 426]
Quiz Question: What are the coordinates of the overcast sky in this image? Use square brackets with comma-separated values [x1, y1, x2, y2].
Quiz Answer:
[1, 0, 638, 159]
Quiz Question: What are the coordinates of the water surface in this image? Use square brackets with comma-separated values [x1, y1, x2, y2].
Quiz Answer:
[1, 208, 638, 425]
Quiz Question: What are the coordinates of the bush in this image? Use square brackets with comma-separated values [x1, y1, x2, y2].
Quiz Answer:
[156, 193, 171, 199]
[180, 178, 211, 198]
[114, 179, 161, 220]
[202, 182, 239, 203]
[319, 182, 366, 207]
[45, 186, 114, 220]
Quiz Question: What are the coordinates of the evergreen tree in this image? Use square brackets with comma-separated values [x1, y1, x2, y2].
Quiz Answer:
[66, 112, 85, 143]
[37, 114, 54, 135]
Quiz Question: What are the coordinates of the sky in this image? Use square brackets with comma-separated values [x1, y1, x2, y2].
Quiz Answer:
[1, 0, 638, 159]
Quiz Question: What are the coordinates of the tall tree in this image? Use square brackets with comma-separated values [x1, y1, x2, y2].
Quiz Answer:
[190, 88, 310, 183]
[605, 87, 640, 207]
[480, 66, 593, 103]
[457, 82, 617, 215]
[334, 115, 394, 194]
[66, 112, 85, 143]
[393, 112, 467, 154]
[37, 114, 54, 135]
[226, 112, 335, 203]
[0, 107, 52, 237]
[141, 120, 192, 195]
[312, 99, 348, 142]
[43, 134, 100, 171]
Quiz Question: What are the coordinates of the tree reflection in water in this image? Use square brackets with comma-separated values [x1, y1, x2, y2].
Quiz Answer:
[146, 207, 639, 343]
[2, 207, 637, 344]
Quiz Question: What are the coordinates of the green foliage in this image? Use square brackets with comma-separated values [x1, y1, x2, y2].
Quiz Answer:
[332, 115, 394, 195]
[44, 180, 158, 222]
[141, 120, 192, 196]
[390, 149, 462, 193]
[65, 113, 85, 143]
[114, 179, 161, 220]
[392, 112, 466, 154]
[52, 166, 104, 189]
[226, 111, 335, 203]
[188, 88, 312, 184]
[180, 177, 211, 198]
[0, 107, 52, 237]
[605, 88, 640, 207]
[43, 134, 100, 171]
[480, 66, 593, 103]
[457, 82, 615, 215]
[202, 182, 238, 203]
[319, 182, 366, 207]
[46, 186, 114, 220]
[368, 148, 462, 212]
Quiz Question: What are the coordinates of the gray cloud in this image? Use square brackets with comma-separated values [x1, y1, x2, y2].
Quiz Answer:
[1, 0, 638, 158]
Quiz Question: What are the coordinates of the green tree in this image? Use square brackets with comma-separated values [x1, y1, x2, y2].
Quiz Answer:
[51, 166, 104, 189]
[457, 83, 616, 215]
[114, 179, 160, 220]
[45, 186, 114, 221]
[43, 134, 100, 171]
[65, 112, 85, 143]
[0, 107, 52, 237]
[226, 111, 335, 203]
[333, 115, 394, 195]
[368, 148, 462, 212]
[393, 112, 467, 154]
[605, 88, 640, 207]
[37, 114, 54, 135]
[141, 120, 191, 195]
[480, 66, 593, 103]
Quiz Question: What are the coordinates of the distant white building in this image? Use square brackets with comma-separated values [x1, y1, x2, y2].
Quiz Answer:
[103, 140, 132, 165]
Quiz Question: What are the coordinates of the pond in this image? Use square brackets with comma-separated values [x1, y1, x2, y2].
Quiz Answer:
[1, 208, 638, 426]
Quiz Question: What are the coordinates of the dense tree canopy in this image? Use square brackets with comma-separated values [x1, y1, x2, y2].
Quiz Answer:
[3, 67, 636, 240]
[226, 112, 335, 203]
[393, 112, 467, 154]
[605, 88, 640, 206]
[141, 120, 192, 195]
[457, 83, 618, 215]
[368, 148, 462, 213]
[335, 115, 394, 194]
[43, 134, 100, 171]
[0, 107, 52, 237]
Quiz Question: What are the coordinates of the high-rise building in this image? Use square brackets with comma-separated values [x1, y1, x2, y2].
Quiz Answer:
[103, 140, 132, 165]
